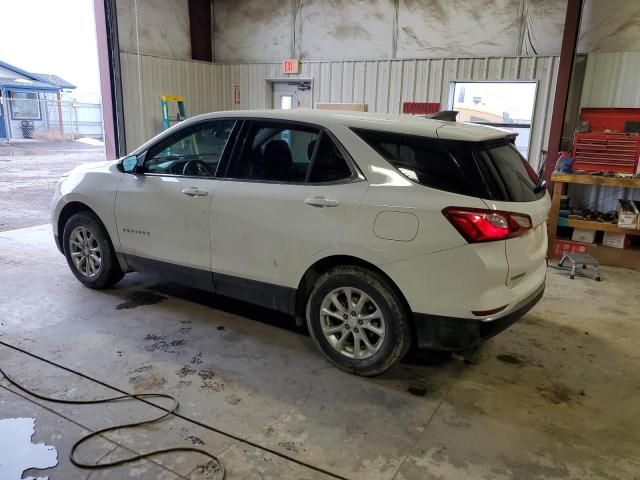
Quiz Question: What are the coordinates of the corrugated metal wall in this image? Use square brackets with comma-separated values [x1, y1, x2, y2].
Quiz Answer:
[121, 52, 559, 169]
[581, 52, 640, 108]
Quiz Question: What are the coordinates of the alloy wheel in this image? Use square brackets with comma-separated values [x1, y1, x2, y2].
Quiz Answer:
[319, 287, 386, 359]
[69, 226, 102, 278]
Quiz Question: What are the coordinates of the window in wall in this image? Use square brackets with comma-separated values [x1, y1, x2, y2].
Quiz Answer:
[9, 91, 41, 120]
[280, 95, 293, 110]
[450, 82, 536, 159]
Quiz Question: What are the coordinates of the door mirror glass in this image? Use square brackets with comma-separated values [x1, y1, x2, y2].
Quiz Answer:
[122, 155, 138, 173]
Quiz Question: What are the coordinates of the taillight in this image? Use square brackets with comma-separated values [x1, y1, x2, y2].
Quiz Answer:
[442, 207, 532, 243]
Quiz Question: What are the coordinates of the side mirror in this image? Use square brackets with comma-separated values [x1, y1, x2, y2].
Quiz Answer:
[121, 155, 139, 174]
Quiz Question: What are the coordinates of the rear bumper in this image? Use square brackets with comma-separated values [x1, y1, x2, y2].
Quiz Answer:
[413, 282, 545, 351]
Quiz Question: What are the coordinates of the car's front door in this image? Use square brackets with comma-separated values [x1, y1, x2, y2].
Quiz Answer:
[115, 119, 237, 288]
[210, 119, 368, 310]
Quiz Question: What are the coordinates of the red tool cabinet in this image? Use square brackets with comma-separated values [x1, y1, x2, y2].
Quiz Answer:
[572, 108, 640, 174]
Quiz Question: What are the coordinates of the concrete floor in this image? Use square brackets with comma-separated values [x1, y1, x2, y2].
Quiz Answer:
[1, 225, 639, 480]
[0, 140, 104, 231]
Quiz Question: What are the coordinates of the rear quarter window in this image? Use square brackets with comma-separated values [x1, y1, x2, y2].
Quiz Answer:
[352, 128, 476, 196]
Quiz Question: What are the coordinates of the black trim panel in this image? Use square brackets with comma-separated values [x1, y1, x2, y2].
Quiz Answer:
[413, 283, 545, 351]
[121, 254, 295, 315]
[213, 272, 295, 314]
[123, 254, 214, 293]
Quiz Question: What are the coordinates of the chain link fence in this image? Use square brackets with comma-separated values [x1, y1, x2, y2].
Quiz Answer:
[1, 97, 103, 141]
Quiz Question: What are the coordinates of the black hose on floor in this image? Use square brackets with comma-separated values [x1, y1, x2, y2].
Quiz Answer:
[0, 340, 350, 480]
[0, 363, 225, 478]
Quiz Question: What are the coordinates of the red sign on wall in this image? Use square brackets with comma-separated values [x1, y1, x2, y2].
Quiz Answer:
[402, 102, 440, 115]
[234, 85, 240, 105]
[282, 59, 300, 74]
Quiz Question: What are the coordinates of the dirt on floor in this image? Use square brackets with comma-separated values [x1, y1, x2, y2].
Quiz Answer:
[0, 140, 105, 231]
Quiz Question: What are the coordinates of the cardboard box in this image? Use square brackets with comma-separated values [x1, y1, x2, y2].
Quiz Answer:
[571, 228, 596, 244]
[552, 239, 589, 258]
[617, 199, 639, 229]
[602, 232, 629, 249]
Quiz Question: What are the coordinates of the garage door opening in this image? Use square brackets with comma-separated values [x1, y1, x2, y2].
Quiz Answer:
[0, 0, 105, 232]
[450, 81, 537, 159]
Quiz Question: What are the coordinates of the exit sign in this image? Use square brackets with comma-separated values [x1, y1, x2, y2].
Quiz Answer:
[282, 59, 299, 74]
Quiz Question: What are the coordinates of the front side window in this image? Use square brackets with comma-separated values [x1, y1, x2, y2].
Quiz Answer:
[10, 91, 41, 120]
[228, 121, 320, 182]
[145, 119, 235, 177]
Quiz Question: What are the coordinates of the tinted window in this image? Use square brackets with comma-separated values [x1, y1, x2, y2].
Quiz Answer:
[473, 142, 542, 202]
[353, 129, 475, 196]
[308, 135, 353, 183]
[145, 120, 235, 177]
[229, 121, 319, 182]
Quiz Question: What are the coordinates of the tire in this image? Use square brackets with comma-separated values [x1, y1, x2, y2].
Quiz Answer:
[62, 211, 124, 289]
[306, 266, 411, 376]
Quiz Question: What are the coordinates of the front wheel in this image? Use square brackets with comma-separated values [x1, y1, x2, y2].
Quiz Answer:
[306, 266, 411, 376]
[62, 212, 124, 289]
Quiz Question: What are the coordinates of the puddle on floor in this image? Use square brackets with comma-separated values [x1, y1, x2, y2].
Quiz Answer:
[0, 417, 58, 480]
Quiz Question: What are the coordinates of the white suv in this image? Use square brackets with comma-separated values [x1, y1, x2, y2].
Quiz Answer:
[52, 110, 549, 376]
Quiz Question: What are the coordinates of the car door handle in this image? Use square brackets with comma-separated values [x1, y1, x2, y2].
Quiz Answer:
[305, 196, 339, 207]
[181, 187, 209, 197]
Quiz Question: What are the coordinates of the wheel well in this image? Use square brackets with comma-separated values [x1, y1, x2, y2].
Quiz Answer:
[294, 255, 413, 327]
[57, 202, 98, 253]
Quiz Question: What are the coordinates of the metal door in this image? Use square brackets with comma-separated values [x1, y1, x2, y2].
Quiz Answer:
[272, 81, 312, 109]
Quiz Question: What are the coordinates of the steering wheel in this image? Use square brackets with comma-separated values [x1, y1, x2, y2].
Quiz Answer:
[182, 159, 213, 177]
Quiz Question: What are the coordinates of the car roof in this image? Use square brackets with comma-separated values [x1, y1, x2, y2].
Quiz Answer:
[185, 109, 510, 142]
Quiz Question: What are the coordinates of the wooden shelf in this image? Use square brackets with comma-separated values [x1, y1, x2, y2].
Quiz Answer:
[560, 218, 640, 235]
[551, 173, 640, 188]
[548, 172, 640, 268]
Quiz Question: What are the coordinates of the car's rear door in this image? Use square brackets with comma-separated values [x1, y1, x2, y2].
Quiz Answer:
[210, 119, 368, 310]
[114, 119, 237, 288]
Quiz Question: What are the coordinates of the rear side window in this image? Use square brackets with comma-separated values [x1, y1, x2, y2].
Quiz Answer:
[353, 129, 475, 196]
[308, 135, 353, 183]
[228, 121, 319, 182]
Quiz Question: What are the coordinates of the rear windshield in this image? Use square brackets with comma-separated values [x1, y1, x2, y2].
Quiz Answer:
[444, 139, 543, 202]
[353, 128, 543, 202]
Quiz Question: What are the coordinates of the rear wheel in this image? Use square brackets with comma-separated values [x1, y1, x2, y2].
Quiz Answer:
[62, 212, 124, 289]
[306, 266, 411, 376]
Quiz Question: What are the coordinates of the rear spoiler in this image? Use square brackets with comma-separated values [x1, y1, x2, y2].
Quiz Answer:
[423, 110, 459, 121]
[424, 110, 518, 145]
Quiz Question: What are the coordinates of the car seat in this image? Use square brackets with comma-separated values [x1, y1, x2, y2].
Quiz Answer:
[263, 140, 293, 180]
